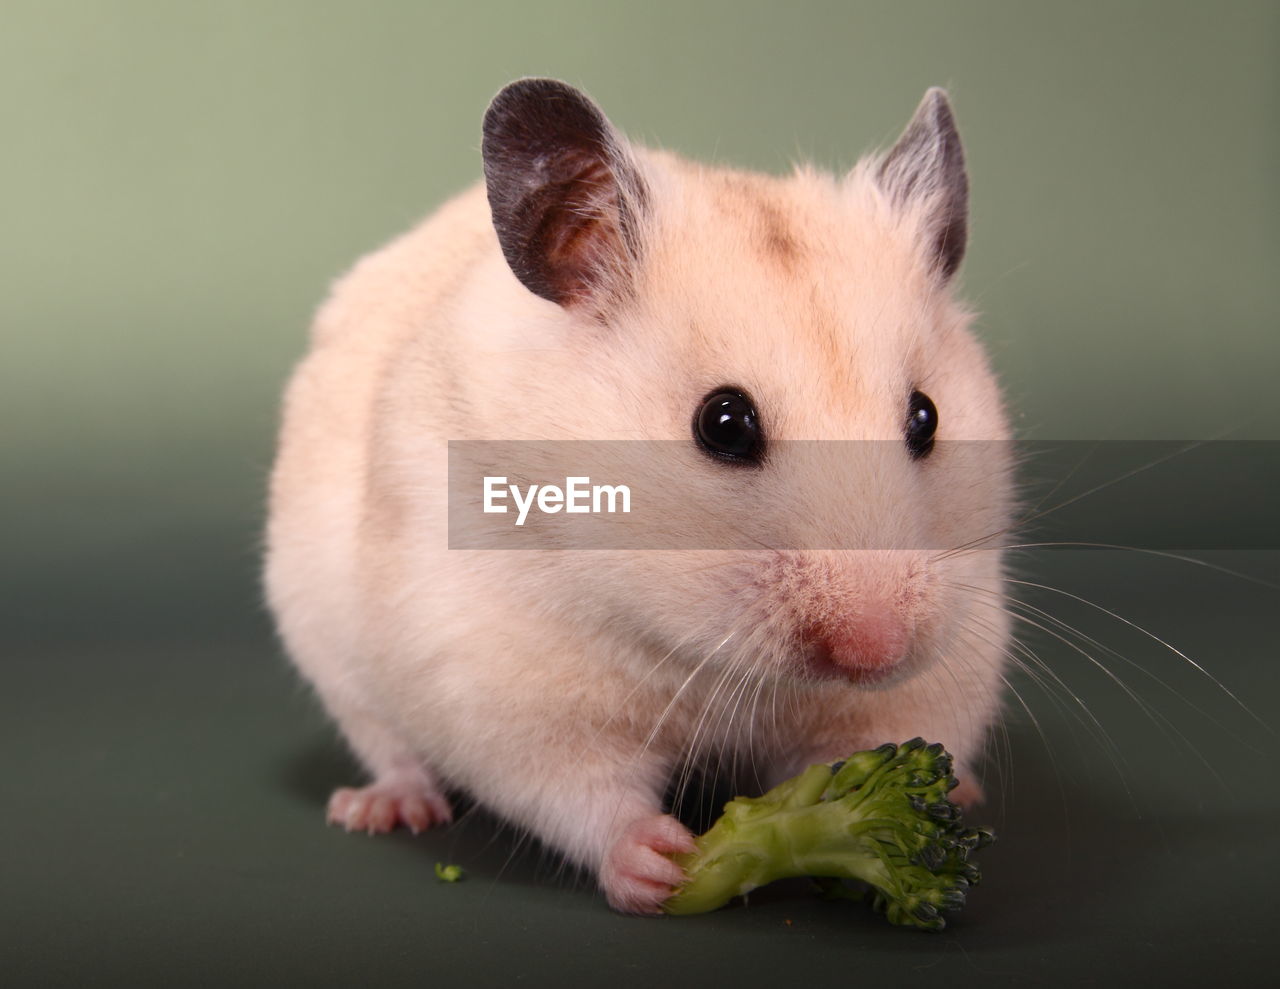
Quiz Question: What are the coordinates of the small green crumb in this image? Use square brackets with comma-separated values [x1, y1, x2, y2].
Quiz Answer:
[434, 862, 464, 883]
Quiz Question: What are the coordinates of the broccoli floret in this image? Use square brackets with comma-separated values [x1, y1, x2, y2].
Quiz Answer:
[662, 739, 993, 930]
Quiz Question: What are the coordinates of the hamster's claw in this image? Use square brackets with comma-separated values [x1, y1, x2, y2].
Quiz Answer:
[599, 814, 696, 915]
[327, 777, 453, 835]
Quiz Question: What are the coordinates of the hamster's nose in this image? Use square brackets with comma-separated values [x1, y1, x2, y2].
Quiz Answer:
[800, 611, 910, 684]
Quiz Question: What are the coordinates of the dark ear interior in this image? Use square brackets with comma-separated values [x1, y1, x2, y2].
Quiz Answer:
[482, 79, 646, 308]
[877, 88, 969, 281]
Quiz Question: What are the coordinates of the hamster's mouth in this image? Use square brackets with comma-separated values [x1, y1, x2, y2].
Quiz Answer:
[801, 648, 901, 686]
[797, 617, 916, 688]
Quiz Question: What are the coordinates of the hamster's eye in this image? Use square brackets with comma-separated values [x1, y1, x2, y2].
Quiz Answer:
[905, 390, 938, 460]
[695, 389, 763, 464]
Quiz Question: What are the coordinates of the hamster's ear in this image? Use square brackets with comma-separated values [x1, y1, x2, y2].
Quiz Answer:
[482, 79, 647, 310]
[876, 88, 968, 281]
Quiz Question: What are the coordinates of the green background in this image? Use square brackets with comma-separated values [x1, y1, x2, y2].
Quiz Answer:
[4, 2, 1277, 986]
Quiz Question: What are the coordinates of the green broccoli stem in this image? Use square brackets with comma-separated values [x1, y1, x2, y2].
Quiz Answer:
[663, 778, 894, 913]
[662, 740, 992, 929]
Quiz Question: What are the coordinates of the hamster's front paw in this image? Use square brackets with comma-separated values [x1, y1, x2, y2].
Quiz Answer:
[599, 814, 697, 915]
[326, 772, 453, 835]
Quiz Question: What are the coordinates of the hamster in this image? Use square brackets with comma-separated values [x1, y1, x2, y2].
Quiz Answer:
[264, 79, 1014, 914]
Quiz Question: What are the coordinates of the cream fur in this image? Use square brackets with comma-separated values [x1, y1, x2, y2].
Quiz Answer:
[264, 124, 1014, 907]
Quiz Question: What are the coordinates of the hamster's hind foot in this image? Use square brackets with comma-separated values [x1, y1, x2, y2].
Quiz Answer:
[326, 771, 453, 835]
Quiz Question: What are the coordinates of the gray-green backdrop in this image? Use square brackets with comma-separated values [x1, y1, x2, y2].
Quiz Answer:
[4, 3, 1277, 986]
[5, 0, 1277, 641]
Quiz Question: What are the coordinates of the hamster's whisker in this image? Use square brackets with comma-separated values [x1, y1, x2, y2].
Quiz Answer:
[946, 539, 1280, 597]
[613, 615, 764, 840]
[583, 621, 717, 753]
[673, 638, 759, 814]
[950, 589, 1131, 778]
[995, 587, 1262, 753]
[710, 663, 758, 802]
[741, 665, 773, 793]
[583, 614, 754, 879]
[960, 581, 1234, 799]
[918, 628, 973, 754]
[961, 605, 1075, 728]
[669, 671, 737, 823]
[1003, 577, 1270, 734]
[767, 659, 785, 756]
[710, 662, 753, 786]
[945, 621, 1016, 808]
[640, 625, 742, 756]
[955, 607, 1106, 822]
[934, 433, 1233, 565]
[996, 543, 1280, 592]
[670, 622, 776, 819]
[996, 604, 1236, 794]
[959, 573, 1217, 740]
[995, 664, 1073, 827]
[727, 658, 774, 795]
[962, 580, 1187, 725]
[589, 572, 765, 759]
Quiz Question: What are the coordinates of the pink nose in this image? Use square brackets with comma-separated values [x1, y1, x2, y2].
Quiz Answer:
[801, 612, 909, 683]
